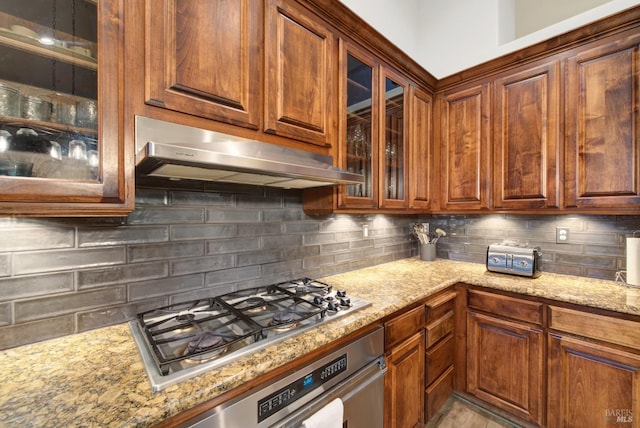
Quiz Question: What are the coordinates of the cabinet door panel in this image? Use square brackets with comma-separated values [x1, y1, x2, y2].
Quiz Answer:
[264, 0, 334, 146]
[408, 86, 433, 210]
[385, 331, 425, 428]
[467, 312, 544, 425]
[548, 334, 640, 427]
[439, 84, 490, 211]
[379, 69, 408, 209]
[146, 0, 260, 128]
[494, 62, 560, 209]
[565, 35, 640, 208]
[0, 0, 132, 216]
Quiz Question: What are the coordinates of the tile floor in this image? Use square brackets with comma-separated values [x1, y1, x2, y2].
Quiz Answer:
[426, 396, 521, 428]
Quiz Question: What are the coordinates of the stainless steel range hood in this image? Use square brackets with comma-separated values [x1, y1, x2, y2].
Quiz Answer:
[135, 116, 364, 189]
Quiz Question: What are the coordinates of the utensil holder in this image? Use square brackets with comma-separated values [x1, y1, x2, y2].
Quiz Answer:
[420, 243, 436, 261]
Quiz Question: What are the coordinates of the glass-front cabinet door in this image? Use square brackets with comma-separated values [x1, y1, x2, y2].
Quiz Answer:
[342, 47, 377, 208]
[0, 0, 131, 216]
[340, 42, 407, 210]
[381, 72, 406, 208]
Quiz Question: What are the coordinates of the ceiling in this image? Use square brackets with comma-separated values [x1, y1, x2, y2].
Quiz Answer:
[339, 0, 640, 78]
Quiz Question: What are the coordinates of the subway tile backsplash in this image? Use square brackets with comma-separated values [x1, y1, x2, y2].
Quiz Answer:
[0, 186, 638, 350]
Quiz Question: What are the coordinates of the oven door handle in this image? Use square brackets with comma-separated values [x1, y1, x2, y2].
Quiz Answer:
[270, 356, 387, 428]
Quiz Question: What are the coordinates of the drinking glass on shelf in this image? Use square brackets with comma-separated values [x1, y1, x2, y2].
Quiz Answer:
[49, 141, 62, 160]
[87, 150, 99, 168]
[0, 130, 11, 153]
[68, 140, 87, 160]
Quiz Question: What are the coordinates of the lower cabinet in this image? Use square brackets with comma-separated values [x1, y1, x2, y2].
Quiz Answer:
[385, 331, 426, 428]
[466, 312, 544, 425]
[459, 286, 640, 428]
[548, 306, 640, 427]
[384, 305, 425, 428]
[424, 290, 456, 420]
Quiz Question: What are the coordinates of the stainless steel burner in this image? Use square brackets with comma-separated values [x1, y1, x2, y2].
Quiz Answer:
[183, 332, 227, 362]
[130, 278, 372, 391]
[243, 297, 268, 312]
[176, 312, 196, 323]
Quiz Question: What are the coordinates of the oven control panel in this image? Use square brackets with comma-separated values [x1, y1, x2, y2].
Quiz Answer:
[257, 354, 347, 422]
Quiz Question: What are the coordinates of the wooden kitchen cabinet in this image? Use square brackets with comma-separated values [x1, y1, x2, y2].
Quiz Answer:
[337, 43, 409, 210]
[264, 0, 336, 146]
[465, 290, 545, 426]
[424, 290, 456, 421]
[0, 0, 132, 216]
[145, 0, 261, 129]
[564, 31, 640, 209]
[548, 306, 640, 427]
[493, 61, 560, 210]
[408, 86, 433, 210]
[436, 83, 491, 211]
[305, 38, 417, 214]
[384, 306, 425, 428]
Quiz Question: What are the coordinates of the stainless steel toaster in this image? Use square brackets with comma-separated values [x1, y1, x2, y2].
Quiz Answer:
[486, 243, 542, 278]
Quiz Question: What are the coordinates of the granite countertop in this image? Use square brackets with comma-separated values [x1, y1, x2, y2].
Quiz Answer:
[1, 258, 640, 427]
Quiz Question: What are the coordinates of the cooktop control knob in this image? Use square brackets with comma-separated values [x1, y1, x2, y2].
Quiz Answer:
[339, 297, 351, 307]
[327, 301, 340, 311]
[336, 290, 347, 298]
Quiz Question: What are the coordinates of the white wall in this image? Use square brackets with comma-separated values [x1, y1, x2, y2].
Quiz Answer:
[515, 0, 613, 38]
[339, 0, 640, 78]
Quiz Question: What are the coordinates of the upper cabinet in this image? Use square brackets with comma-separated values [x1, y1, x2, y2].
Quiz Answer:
[143, 0, 336, 148]
[336, 43, 409, 211]
[145, 0, 261, 129]
[564, 31, 640, 209]
[493, 61, 560, 210]
[408, 87, 433, 211]
[340, 45, 377, 209]
[264, 0, 335, 147]
[0, 0, 132, 216]
[435, 8, 640, 214]
[436, 83, 490, 211]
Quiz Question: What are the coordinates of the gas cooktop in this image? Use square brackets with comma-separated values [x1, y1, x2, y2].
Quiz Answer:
[129, 278, 371, 391]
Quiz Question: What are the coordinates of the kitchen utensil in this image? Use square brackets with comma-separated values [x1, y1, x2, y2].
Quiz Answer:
[431, 228, 447, 244]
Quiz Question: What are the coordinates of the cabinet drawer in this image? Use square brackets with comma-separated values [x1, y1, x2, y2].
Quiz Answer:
[549, 306, 640, 350]
[468, 289, 543, 325]
[425, 291, 456, 323]
[425, 365, 454, 421]
[426, 333, 454, 385]
[385, 306, 425, 350]
[426, 311, 454, 348]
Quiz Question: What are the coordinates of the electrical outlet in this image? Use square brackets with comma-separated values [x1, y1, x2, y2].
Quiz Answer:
[362, 224, 369, 239]
[556, 227, 570, 244]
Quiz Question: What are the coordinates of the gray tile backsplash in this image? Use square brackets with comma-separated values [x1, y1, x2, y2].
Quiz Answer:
[0, 185, 637, 350]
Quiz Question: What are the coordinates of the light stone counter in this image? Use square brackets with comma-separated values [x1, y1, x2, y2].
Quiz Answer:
[1, 258, 639, 427]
